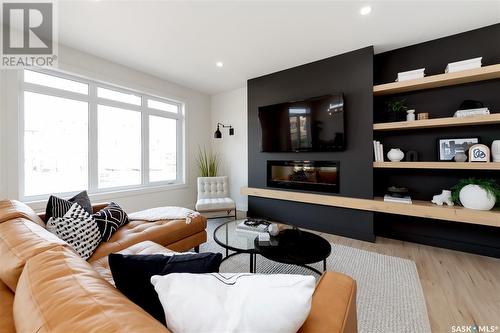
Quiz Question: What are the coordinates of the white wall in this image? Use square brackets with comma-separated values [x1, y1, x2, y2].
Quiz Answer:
[0, 45, 211, 212]
[210, 87, 248, 211]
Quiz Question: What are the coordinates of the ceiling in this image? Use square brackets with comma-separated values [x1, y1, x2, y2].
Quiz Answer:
[56, 1, 500, 95]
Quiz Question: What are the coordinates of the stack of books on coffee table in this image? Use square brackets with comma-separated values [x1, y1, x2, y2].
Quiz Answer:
[236, 219, 270, 234]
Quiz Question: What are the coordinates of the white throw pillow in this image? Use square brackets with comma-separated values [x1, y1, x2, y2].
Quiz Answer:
[151, 273, 315, 333]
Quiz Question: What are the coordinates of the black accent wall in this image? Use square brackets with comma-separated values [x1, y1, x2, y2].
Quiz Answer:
[374, 24, 500, 258]
[247, 46, 375, 242]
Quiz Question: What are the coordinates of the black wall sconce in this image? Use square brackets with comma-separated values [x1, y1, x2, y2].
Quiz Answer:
[214, 123, 234, 138]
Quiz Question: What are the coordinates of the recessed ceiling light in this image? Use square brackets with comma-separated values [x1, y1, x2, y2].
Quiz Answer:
[216, 61, 224, 68]
[360, 6, 372, 15]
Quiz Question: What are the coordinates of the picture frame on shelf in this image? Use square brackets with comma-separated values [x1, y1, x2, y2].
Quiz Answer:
[437, 137, 480, 161]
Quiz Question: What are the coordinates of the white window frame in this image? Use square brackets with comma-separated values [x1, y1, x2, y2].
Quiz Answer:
[19, 68, 185, 201]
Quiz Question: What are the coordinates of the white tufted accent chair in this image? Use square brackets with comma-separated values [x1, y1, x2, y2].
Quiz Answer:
[195, 176, 236, 219]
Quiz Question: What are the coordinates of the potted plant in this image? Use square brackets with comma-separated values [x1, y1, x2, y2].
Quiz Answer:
[386, 99, 408, 122]
[451, 178, 500, 211]
[196, 146, 220, 177]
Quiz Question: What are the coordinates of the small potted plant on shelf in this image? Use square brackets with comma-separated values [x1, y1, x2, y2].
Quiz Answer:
[451, 178, 500, 211]
[386, 99, 408, 122]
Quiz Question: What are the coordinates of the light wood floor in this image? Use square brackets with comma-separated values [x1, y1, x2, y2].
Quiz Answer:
[315, 231, 500, 333]
[232, 211, 500, 331]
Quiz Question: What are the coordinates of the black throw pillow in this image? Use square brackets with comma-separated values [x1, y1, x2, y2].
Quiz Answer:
[93, 202, 129, 241]
[109, 252, 222, 325]
[45, 190, 92, 221]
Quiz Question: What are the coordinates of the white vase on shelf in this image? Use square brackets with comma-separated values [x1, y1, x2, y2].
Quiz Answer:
[492, 140, 500, 162]
[387, 148, 404, 162]
[459, 185, 496, 210]
[406, 109, 416, 121]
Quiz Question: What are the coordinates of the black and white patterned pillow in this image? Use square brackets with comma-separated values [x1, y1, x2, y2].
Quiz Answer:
[46, 203, 102, 260]
[45, 191, 92, 221]
[93, 202, 129, 242]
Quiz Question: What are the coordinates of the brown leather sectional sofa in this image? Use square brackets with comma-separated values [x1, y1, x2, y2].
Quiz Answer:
[0, 199, 358, 333]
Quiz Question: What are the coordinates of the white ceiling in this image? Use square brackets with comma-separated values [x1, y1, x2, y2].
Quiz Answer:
[57, 1, 500, 95]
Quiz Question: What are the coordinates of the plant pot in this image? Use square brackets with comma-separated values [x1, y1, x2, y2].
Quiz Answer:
[459, 184, 496, 210]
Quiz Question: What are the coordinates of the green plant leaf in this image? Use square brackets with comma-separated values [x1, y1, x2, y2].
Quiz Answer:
[451, 178, 500, 206]
[196, 145, 220, 177]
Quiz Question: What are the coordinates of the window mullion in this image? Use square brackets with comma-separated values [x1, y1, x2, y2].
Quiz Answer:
[177, 104, 184, 184]
[142, 97, 149, 186]
[88, 83, 99, 192]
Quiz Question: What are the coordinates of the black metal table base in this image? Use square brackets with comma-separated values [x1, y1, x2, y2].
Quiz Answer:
[220, 251, 326, 275]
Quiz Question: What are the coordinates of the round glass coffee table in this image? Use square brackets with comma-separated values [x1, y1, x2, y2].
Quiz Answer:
[213, 219, 259, 273]
[213, 220, 331, 275]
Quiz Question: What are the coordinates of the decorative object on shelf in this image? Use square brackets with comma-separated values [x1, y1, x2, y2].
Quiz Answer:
[451, 178, 500, 210]
[396, 68, 425, 82]
[196, 146, 220, 177]
[437, 137, 479, 161]
[453, 150, 468, 162]
[268, 223, 280, 237]
[468, 144, 490, 162]
[445, 57, 482, 73]
[431, 190, 454, 206]
[373, 141, 384, 162]
[213, 122, 234, 138]
[387, 148, 404, 162]
[492, 140, 500, 162]
[387, 186, 409, 198]
[405, 150, 418, 162]
[406, 109, 416, 122]
[417, 113, 429, 120]
[386, 99, 408, 122]
[453, 100, 490, 118]
[384, 186, 412, 204]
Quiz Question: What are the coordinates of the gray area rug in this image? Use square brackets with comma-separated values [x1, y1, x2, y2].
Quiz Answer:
[200, 219, 431, 333]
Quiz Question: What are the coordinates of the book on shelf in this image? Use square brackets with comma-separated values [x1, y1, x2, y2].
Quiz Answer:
[454, 107, 490, 118]
[384, 195, 412, 204]
[373, 141, 384, 162]
[445, 57, 482, 73]
[236, 219, 270, 234]
[396, 68, 425, 82]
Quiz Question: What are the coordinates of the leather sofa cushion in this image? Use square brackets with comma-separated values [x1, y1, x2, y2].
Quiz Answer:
[298, 272, 357, 333]
[91, 240, 174, 286]
[89, 215, 207, 262]
[0, 218, 67, 291]
[13, 246, 171, 333]
[0, 279, 15, 333]
[0, 200, 44, 226]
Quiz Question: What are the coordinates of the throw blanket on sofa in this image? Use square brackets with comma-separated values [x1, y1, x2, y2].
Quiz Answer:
[128, 207, 200, 224]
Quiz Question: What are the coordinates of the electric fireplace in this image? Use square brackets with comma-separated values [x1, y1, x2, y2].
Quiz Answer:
[267, 160, 339, 193]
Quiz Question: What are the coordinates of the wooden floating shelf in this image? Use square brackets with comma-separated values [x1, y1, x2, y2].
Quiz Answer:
[373, 64, 500, 96]
[241, 187, 500, 228]
[373, 113, 500, 131]
[373, 162, 500, 170]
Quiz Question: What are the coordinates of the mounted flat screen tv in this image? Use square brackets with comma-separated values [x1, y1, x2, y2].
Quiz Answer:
[258, 94, 345, 152]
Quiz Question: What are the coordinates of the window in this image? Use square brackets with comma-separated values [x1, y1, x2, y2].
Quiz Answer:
[149, 116, 177, 182]
[22, 69, 184, 199]
[98, 105, 142, 188]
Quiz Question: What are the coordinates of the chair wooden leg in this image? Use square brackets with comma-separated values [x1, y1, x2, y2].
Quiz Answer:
[194, 245, 200, 253]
